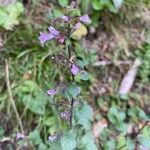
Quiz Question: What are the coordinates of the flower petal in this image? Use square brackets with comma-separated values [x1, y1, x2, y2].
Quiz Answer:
[62, 16, 69, 22]
[79, 14, 91, 24]
[47, 88, 58, 96]
[48, 135, 57, 142]
[71, 64, 80, 75]
[16, 132, 25, 140]
[58, 37, 65, 44]
[48, 26, 59, 36]
[39, 32, 54, 45]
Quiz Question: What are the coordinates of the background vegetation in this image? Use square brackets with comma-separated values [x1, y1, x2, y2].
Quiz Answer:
[0, 0, 150, 149]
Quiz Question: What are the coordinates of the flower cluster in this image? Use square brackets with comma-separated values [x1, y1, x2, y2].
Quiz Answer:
[38, 1, 92, 145]
[39, 26, 64, 46]
[38, 0, 91, 46]
[60, 110, 71, 120]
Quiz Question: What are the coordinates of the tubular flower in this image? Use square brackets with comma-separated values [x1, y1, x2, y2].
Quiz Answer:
[39, 32, 54, 45]
[48, 26, 59, 36]
[71, 64, 80, 75]
[47, 88, 58, 96]
[79, 14, 91, 24]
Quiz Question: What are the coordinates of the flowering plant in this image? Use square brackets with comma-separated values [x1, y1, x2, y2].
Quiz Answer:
[16, 1, 97, 149]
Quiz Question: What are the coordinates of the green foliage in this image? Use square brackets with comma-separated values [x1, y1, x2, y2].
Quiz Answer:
[60, 131, 77, 150]
[108, 105, 127, 132]
[58, 0, 69, 7]
[76, 70, 89, 81]
[108, 106, 126, 124]
[104, 139, 116, 150]
[74, 103, 93, 129]
[61, 83, 81, 100]
[0, 127, 4, 137]
[0, 0, 149, 150]
[92, 0, 104, 10]
[0, 2, 24, 30]
[29, 130, 42, 145]
[140, 126, 150, 149]
[128, 106, 148, 121]
[68, 83, 80, 98]
[126, 137, 135, 150]
[79, 132, 98, 150]
[138, 45, 150, 83]
[17, 80, 48, 115]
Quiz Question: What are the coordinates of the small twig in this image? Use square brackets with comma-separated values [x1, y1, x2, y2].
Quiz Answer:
[5, 59, 24, 133]
[133, 121, 149, 139]
[117, 121, 149, 150]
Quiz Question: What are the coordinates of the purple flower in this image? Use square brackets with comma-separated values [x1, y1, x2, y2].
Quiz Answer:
[48, 26, 59, 36]
[39, 32, 54, 45]
[71, 64, 80, 75]
[48, 135, 58, 142]
[79, 15, 91, 24]
[60, 110, 71, 120]
[47, 88, 58, 96]
[74, 22, 81, 29]
[62, 16, 69, 22]
[16, 132, 25, 140]
[58, 37, 65, 44]
[70, 1, 76, 8]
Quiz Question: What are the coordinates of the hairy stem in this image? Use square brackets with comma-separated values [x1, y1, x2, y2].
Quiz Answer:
[67, 21, 75, 129]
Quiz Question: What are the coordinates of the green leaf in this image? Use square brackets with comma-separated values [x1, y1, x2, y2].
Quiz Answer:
[77, 70, 89, 81]
[52, 8, 64, 18]
[0, 127, 4, 137]
[104, 139, 116, 150]
[0, 2, 24, 30]
[29, 130, 42, 145]
[18, 80, 48, 114]
[92, 0, 103, 10]
[74, 103, 93, 128]
[112, 0, 123, 9]
[75, 60, 85, 69]
[79, 132, 98, 150]
[43, 117, 55, 126]
[68, 83, 80, 98]
[108, 106, 118, 123]
[49, 140, 62, 150]
[117, 135, 126, 150]
[140, 126, 150, 149]
[58, 0, 69, 7]
[61, 131, 77, 150]
[38, 143, 47, 150]
[118, 112, 126, 122]
[126, 137, 135, 150]
[117, 122, 127, 132]
[19, 80, 37, 92]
